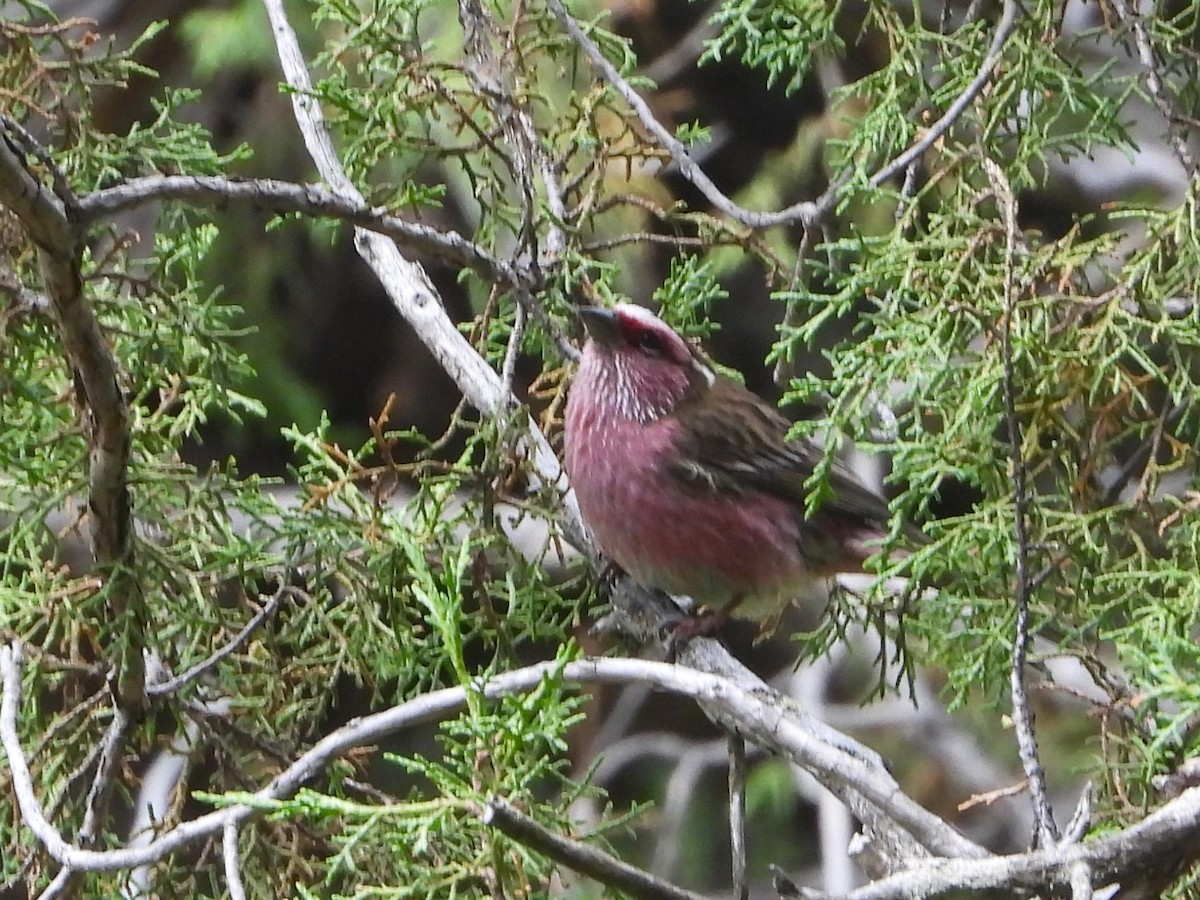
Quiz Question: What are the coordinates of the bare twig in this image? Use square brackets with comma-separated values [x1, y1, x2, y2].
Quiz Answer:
[457, 0, 567, 261]
[147, 584, 291, 698]
[1061, 784, 1093, 846]
[1108, 0, 1199, 182]
[0, 271, 51, 313]
[580, 232, 710, 253]
[85, 169, 583, 361]
[547, 0, 1018, 229]
[0, 113, 73, 203]
[958, 780, 1027, 811]
[770, 865, 806, 898]
[607, 583, 983, 865]
[77, 705, 131, 842]
[482, 797, 708, 900]
[984, 158, 1058, 846]
[773, 221, 820, 388]
[36, 704, 131, 898]
[868, 0, 1019, 189]
[729, 734, 749, 900]
[223, 820, 247, 900]
[545, 0, 827, 230]
[1, 643, 977, 871]
[896, 159, 922, 218]
[38, 868, 73, 899]
[501, 301, 526, 395]
[18, 685, 107, 771]
[455, 0, 576, 361]
[78, 175, 523, 287]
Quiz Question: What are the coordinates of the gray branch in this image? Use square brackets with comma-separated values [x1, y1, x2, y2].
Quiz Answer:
[223, 821, 246, 900]
[259, 0, 586, 546]
[544, 0, 826, 230]
[6, 644, 1200, 897]
[985, 157, 1059, 845]
[547, 0, 1019, 228]
[729, 734, 749, 900]
[482, 798, 709, 900]
[869, 0, 1019, 189]
[1109, 0, 1199, 182]
[36, 704, 130, 899]
[77, 175, 524, 289]
[0, 123, 145, 709]
[456, 0, 576, 360]
[146, 583, 290, 698]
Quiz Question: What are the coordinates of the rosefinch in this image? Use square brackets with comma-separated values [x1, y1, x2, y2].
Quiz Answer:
[563, 303, 902, 631]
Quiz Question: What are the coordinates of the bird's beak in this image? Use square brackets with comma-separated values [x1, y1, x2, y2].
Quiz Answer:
[578, 306, 621, 346]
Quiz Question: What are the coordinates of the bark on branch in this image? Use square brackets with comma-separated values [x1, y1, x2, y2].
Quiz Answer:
[0, 123, 145, 709]
[77, 175, 523, 288]
[6, 645, 1196, 898]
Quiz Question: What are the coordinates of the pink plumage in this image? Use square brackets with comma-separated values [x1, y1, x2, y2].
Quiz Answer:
[563, 303, 895, 628]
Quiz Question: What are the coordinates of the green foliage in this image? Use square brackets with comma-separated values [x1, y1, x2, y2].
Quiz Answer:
[764, 0, 1200, 823]
[701, 0, 842, 94]
[0, 11, 163, 132]
[6, 0, 1200, 895]
[653, 255, 728, 339]
[0, 3, 594, 895]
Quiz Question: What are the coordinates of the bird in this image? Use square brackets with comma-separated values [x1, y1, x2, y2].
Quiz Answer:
[562, 302, 905, 633]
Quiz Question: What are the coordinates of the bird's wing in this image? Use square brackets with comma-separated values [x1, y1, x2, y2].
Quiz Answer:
[666, 376, 892, 526]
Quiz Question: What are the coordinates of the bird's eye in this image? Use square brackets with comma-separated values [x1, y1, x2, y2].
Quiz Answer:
[635, 330, 664, 355]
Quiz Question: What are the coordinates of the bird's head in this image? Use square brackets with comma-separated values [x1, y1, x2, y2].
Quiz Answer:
[576, 304, 715, 424]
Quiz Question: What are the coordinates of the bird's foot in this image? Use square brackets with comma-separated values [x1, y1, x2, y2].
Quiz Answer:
[661, 606, 728, 661]
[596, 558, 626, 597]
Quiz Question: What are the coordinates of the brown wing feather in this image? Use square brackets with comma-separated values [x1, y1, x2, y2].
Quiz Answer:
[667, 376, 892, 528]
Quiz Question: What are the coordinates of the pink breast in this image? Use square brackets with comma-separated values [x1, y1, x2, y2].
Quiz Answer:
[566, 408, 806, 607]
